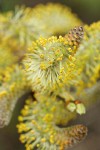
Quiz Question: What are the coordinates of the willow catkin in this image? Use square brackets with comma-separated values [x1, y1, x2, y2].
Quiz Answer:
[17, 96, 87, 150]
[75, 21, 100, 92]
[0, 65, 30, 127]
[24, 26, 84, 94]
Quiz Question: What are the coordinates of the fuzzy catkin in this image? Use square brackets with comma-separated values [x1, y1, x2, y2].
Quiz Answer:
[75, 21, 100, 92]
[0, 3, 82, 59]
[24, 26, 84, 94]
[0, 65, 30, 127]
[17, 96, 87, 150]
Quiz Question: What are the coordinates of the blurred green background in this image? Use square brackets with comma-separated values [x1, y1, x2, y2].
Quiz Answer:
[0, 0, 100, 150]
[0, 0, 100, 24]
